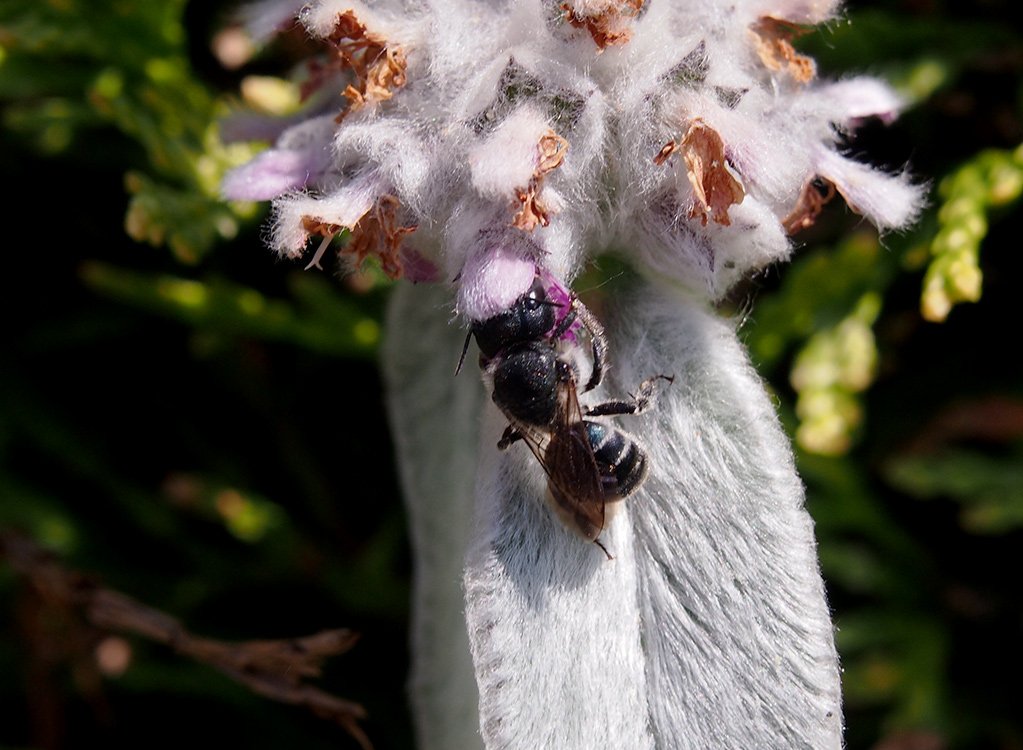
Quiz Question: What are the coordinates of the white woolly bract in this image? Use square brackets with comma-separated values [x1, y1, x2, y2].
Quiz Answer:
[813, 77, 906, 125]
[238, 0, 304, 43]
[469, 105, 551, 201]
[453, 278, 843, 749]
[815, 147, 925, 231]
[300, 0, 396, 40]
[607, 280, 843, 749]
[271, 171, 385, 255]
[746, 0, 841, 24]
[465, 412, 653, 749]
[229, 0, 922, 304]
[382, 284, 485, 750]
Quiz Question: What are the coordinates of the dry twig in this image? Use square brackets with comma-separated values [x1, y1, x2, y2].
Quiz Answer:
[0, 530, 372, 750]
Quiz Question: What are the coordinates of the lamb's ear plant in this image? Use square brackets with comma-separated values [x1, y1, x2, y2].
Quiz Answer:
[224, 1, 922, 747]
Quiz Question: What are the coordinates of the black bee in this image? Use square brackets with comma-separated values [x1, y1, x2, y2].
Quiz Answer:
[460, 277, 669, 557]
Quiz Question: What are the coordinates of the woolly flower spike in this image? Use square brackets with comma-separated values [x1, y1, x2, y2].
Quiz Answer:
[225, 1, 923, 748]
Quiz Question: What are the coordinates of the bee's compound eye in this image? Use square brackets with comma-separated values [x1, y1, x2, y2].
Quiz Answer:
[522, 280, 546, 311]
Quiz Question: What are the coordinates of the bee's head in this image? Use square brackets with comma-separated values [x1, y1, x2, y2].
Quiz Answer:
[471, 277, 558, 359]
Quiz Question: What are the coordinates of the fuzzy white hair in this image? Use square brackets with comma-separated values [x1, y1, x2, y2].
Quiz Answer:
[229, 1, 924, 747]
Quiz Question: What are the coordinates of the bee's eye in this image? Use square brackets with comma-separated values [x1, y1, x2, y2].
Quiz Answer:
[523, 284, 545, 311]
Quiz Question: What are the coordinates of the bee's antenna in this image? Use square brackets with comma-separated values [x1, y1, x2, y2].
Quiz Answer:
[573, 269, 625, 295]
[594, 538, 614, 561]
[454, 330, 473, 376]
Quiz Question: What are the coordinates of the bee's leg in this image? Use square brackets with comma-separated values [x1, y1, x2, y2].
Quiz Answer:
[584, 374, 675, 417]
[497, 424, 524, 450]
[549, 305, 578, 339]
[548, 296, 608, 394]
[593, 538, 614, 561]
[573, 300, 609, 394]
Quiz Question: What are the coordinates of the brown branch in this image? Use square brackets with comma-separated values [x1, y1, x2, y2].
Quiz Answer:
[0, 530, 372, 750]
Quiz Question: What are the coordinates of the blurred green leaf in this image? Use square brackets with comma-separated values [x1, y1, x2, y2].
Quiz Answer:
[81, 262, 381, 358]
[922, 145, 1023, 322]
[804, 8, 1023, 99]
[800, 451, 927, 572]
[885, 446, 1023, 534]
[0, 0, 257, 260]
[745, 232, 895, 371]
[837, 611, 948, 729]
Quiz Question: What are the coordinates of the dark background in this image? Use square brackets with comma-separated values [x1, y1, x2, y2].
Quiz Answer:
[1, 1, 1021, 748]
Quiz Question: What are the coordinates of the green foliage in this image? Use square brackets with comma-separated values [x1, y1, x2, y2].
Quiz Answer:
[801, 7, 1019, 104]
[922, 145, 1023, 322]
[81, 263, 382, 358]
[886, 445, 1023, 534]
[1, 1, 1022, 749]
[745, 232, 894, 455]
[0, 2, 405, 747]
[0, 0, 258, 263]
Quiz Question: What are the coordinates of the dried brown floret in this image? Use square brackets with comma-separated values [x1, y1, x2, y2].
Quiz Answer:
[749, 17, 816, 84]
[301, 10, 408, 120]
[653, 140, 678, 166]
[782, 177, 837, 234]
[302, 216, 348, 238]
[512, 186, 551, 232]
[346, 194, 417, 278]
[561, 1, 644, 50]
[512, 131, 570, 232]
[536, 131, 570, 174]
[302, 195, 417, 279]
[657, 120, 745, 227]
[344, 46, 407, 115]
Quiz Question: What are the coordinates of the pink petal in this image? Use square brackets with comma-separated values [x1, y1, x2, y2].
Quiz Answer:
[820, 77, 905, 126]
[222, 148, 327, 201]
[457, 242, 537, 322]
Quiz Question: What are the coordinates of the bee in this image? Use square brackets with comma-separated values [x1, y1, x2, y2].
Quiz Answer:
[460, 276, 670, 557]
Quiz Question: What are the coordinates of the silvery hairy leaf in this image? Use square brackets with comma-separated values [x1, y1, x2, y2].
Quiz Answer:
[456, 276, 841, 749]
[382, 282, 484, 750]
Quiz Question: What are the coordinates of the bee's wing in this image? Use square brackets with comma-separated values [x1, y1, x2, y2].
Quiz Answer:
[542, 382, 608, 541]
[508, 419, 553, 473]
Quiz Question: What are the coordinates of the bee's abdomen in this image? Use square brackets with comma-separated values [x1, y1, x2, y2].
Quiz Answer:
[585, 421, 648, 499]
